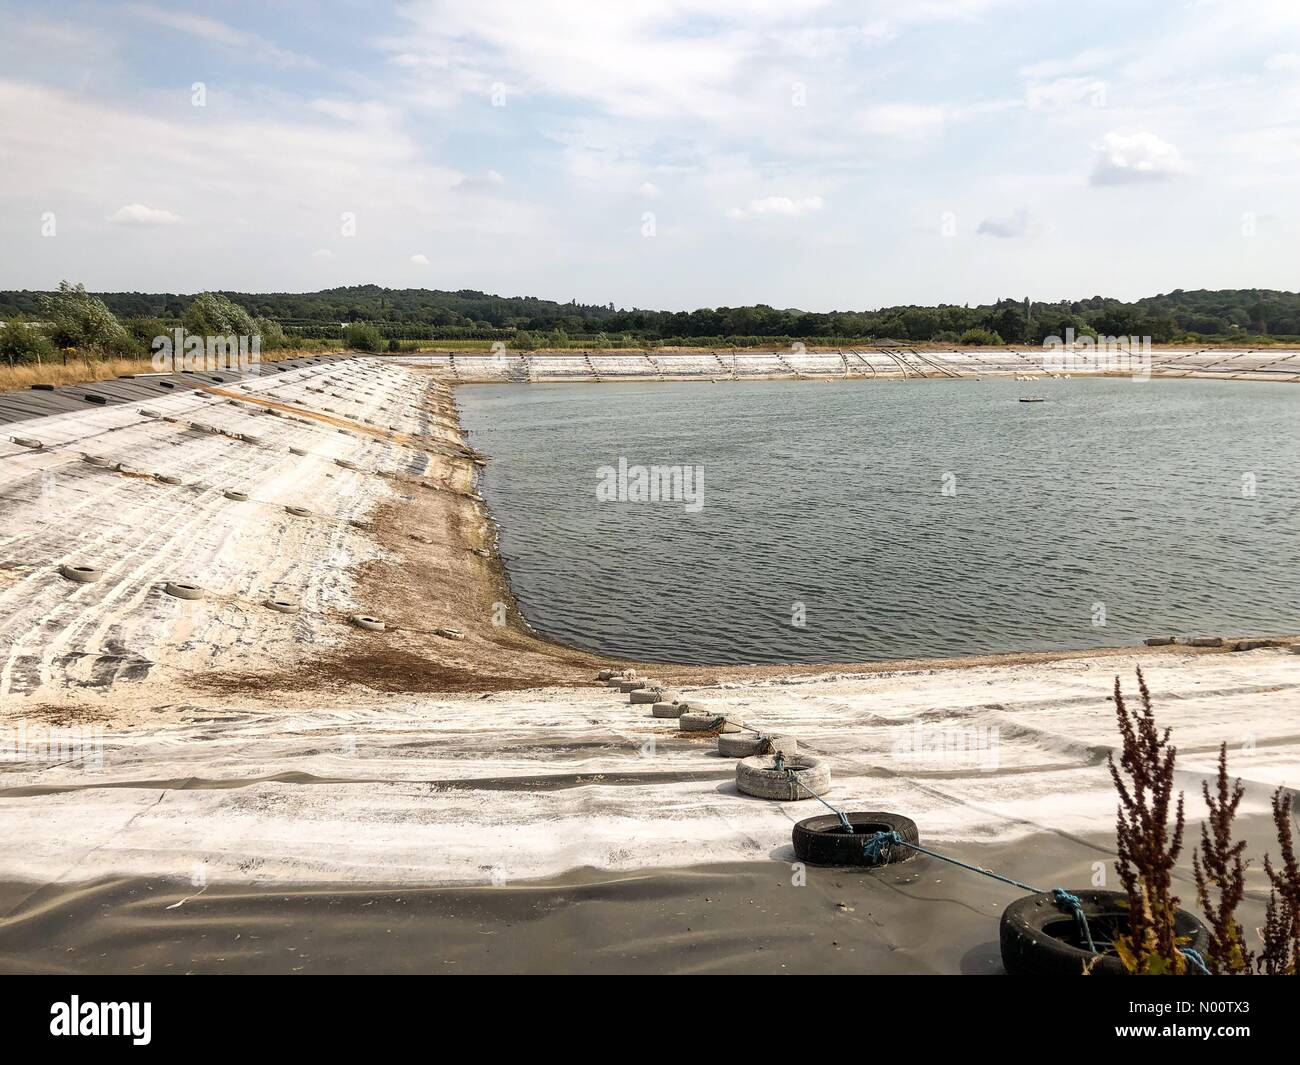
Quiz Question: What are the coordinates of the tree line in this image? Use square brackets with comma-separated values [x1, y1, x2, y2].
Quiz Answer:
[4, 284, 1299, 361]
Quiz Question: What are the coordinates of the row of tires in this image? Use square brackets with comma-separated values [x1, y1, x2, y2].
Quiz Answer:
[597, 665, 1213, 976]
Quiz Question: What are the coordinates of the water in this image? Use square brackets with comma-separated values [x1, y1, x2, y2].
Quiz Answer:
[456, 378, 1299, 665]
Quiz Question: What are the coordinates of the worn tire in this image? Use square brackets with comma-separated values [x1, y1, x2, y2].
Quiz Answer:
[629, 689, 664, 704]
[224, 490, 250, 501]
[59, 564, 102, 584]
[736, 754, 830, 801]
[11, 436, 43, 449]
[265, 598, 301, 614]
[350, 614, 385, 632]
[651, 702, 685, 718]
[1000, 889, 1211, 976]
[619, 679, 648, 692]
[285, 505, 313, 517]
[719, 732, 797, 758]
[680, 711, 744, 734]
[791, 811, 918, 866]
[164, 581, 204, 601]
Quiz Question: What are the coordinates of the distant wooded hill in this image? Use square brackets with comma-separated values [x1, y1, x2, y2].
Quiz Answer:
[3, 285, 1298, 345]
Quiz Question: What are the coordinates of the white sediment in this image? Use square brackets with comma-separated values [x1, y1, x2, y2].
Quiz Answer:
[0, 355, 1295, 894]
[0, 647, 1295, 887]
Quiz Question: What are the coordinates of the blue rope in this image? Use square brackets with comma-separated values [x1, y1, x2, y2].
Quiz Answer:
[1051, 889, 1099, 955]
[785, 769, 1108, 960]
[1180, 947, 1211, 976]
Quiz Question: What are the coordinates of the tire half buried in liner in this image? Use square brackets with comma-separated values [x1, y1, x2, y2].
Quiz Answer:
[792, 811, 918, 866]
[999, 889, 1210, 976]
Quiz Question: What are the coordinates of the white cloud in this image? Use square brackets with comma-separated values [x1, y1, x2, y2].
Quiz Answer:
[858, 103, 947, 138]
[639, 181, 661, 198]
[410, 254, 430, 264]
[976, 208, 1040, 239]
[1026, 77, 1106, 110]
[1090, 131, 1192, 185]
[727, 195, 825, 220]
[126, 4, 316, 68]
[107, 203, 182, 226]
[1264, 52, 1300, 71]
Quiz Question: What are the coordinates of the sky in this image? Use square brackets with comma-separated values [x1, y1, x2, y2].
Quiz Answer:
[0, 0, 1297, 311]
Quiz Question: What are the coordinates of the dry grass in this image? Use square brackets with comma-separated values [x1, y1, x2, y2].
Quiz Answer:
[0, 348, 342, 396]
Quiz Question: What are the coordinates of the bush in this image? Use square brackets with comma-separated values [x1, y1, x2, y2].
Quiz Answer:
[124, 316, 169, 356]
[958, 327, 1004, 346]
[253, 316, 286, 350]
[343, 322, 383, 352]
[184, 292, 256, 337]
[41, 281, 130, 354]
[0, 315, 56, 364]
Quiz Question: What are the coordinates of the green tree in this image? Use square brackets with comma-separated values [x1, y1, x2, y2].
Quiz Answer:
[184, 292, 257, 336]
[41, 281, 130, 354]
[343, 322, 383, 352]
[0, 314, 56, 365]
[959, 327, 1004, 346]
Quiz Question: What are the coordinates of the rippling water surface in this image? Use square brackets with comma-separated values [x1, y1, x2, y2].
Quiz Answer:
[456, 378, 1299, 664]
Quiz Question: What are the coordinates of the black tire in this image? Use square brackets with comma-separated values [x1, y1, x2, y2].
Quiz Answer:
[1000, 889, 1211, 976]
[791, 811, 919, 867]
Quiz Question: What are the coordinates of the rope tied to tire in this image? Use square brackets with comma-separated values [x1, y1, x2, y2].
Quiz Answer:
[778, 756, 854, 834]
[785, 773, 1110, 956]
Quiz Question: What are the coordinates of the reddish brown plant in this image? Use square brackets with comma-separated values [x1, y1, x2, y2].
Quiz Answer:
[1191, 743, 1251, 974]
[1107, 668, 1188, 974]
[1257, 787, 1300, 975]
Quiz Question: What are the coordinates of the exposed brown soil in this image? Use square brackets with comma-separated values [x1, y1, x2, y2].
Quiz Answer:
[184, 368, 1297, 703]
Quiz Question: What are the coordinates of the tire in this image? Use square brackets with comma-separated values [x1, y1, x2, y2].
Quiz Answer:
[619, 680, 648, 692]
[735, 754, 830, 801]
[792, 811, 918, 866]
[164, 582, 204, 601]
[718, 732, 797, 758]
[651, 702, 685, 718]
[630, 688, 668, 704]
[285, 505, 313, 517]
[350, 614, 385, 632]
[59, 564, 102, 584]
[265, 598, 301, 614]
[156, 474, 183, 485]
[10, 436, 43, 449]
[680, 711, 744, 734]
[999, 890, 1211, 976]
[224, 490, 250, 502]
